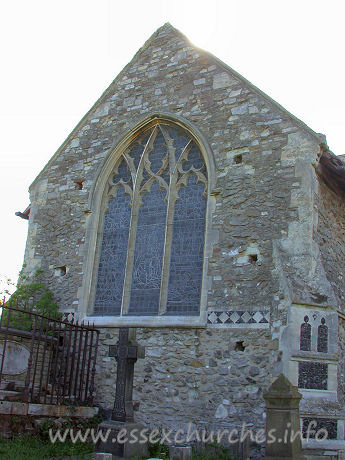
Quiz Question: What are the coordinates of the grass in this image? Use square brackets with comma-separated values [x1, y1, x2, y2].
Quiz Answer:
[0, 434, 93, 460]
[0, 434, 238, 460]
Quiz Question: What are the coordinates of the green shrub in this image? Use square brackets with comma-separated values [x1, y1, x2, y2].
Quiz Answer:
[148, 441, 170, 457]
[192, 441, 237, 459]
[1, 270, 61, 331]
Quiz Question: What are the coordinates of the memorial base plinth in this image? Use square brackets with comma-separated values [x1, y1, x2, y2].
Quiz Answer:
[264, 457, 306, 460]
[95, 420, 148, 459]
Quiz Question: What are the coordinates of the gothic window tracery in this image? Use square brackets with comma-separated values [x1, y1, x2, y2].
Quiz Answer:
[93, 123, 208, 316]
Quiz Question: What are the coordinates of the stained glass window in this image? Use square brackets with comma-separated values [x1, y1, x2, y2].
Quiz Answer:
[300, 316, 311, 351]
[317, 318, 328, 353]
[93, 123, 208, 316]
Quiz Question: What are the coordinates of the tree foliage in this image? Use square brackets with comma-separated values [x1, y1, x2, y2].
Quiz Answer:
[1, 269, 61, 331]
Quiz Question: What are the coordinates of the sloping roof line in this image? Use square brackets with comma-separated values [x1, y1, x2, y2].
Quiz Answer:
[316, 144, 345, 199]
[30, 22, 325, 191]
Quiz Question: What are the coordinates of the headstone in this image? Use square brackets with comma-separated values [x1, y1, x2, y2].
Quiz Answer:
[0, 341, 30, 375]
[95, 328, 147, 459]
[264, 374, 306, 460]
[169, 445, 192, 460]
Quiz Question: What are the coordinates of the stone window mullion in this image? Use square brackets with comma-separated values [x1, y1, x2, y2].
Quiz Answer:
[121, 128, 157, 314]
[158, 183, 177, 315]
[157, 126, 180, 315]
[159, 138, 194, 314]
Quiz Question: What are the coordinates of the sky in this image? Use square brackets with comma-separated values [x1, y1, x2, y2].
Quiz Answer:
[0, 0, 344, 292]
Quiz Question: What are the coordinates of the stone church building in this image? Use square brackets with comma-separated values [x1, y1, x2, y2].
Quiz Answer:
[20, 24, 345, 450]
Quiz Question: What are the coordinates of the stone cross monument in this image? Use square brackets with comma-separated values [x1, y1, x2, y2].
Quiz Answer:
[95, 327, 147, 458]
[109, 327, 145, 422]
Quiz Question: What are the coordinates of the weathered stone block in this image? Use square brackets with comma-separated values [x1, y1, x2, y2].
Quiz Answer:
[95, 420, 148, 459]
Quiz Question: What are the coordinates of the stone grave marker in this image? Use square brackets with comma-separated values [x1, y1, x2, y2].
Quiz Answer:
[0, 341, 30, 375]
[95, 327, 147, 458]
[264, 374, 306, 460]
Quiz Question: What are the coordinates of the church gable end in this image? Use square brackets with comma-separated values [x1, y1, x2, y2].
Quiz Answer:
[22, 24, 345, 448]
[26, 23, 322, 313]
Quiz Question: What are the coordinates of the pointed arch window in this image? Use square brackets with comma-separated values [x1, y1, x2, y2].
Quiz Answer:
[93, 122, 208, 316]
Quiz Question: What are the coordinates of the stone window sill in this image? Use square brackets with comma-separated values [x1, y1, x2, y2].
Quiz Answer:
[82, 314, 207, 328]
[299, 389, 338, 400]
[291, 351, 338, 362]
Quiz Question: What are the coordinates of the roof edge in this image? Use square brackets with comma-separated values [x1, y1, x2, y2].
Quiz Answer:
[194, 48, 325, 146]
[316, 144, 345, 199]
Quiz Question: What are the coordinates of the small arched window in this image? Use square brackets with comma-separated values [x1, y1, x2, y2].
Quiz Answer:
[317, 318, 328, 353]
[300, 315, 311, 351]
[92, 122, 208, 316]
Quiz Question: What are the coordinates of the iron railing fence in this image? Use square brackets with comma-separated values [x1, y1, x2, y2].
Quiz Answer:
[0, 299, 99, 406]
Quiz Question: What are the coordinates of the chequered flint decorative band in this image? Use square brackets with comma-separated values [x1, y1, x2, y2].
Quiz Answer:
[207, 310, 269, 325]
